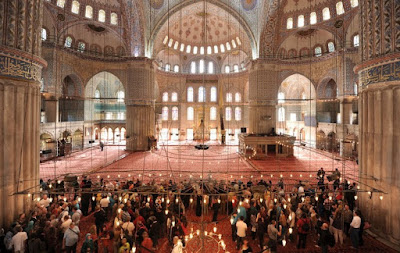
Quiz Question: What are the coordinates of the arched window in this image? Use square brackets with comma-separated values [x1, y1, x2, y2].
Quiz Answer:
[186, 45, 191, 53]
[162, 92, 168, 102]
[310, 12, 317, 24]
[235, 92, 241, 102]
[199, 59, 205, 74]
[77, 41, 85, 52]
[64, 36, 72, 48]
[117, 91, 125, 102]
[236, 37, 242, 46]
[193, 46, 198, 54]
[94, 90, 100, 99]
[171, 92, 178, 102]
[351, 0, 359, 7]
[298, 15, 305, 27]
[173, 41, 179, 50]
[353, 34, 360, 47]
[278, 107, 285, 122]
[172, 107, 179, 121]
[208, 61, 214, 74]
[210, 86, 217, 102]
[323, 8, 331, 20]
[98, 10, 106, 22]
[214, 45, 219, 54]
[354, 83, 358, 95]
[163, 36, 169, 45]
[225, 107, 232, 121]
[220, 44, 225, 53]
[180, 43, 185, 52]
[226, 42, 231, 51]
[187, 87, 194, 102]
[111, 13, 118, 25]
[200, 46, 205, 55]
[85, 5, 93, 18]
[233, 65, 239, 72]
[165, 64, 171, 71]
[287, 18, 293, 29]
[336, 2, 345, 15]
[198, 86, 206, 102]
[71, 1, 80, 14]
[187, 107, 194, 120]
[278, 92, 285, 103]
[41, 28, 47, 41]
[190, 61, 196, 74]
[328, 42, 335, 52]
[210, 107, 217, 120]
[57, 0, 65, 8]
[314, 46, 322, 57]
[225, 65, 230, 73]
[168, 38, 173, 47]
[207, 46, 212, 54]
[174, 65, 180, 73]
[226, 93, 233, 102]
[235, 107, 242, 121]
[162, 107, 169, 121]
[231, 40, 237, 48]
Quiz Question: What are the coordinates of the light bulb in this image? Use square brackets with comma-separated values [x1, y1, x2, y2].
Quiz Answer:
[176, 198, 179, 203]
[261, 175, 263, 178]
[128, 174, 131, 177]
[280, 174, 283, 178]
[300, 174, 303, 177]
[271, 174, 273, 178]
[315, 196, 319, 201]
[124, 198, 127, 203]
[92, 196, 95, 201]
[36, 197, 40, 202]
[354, 196, 358, 200]
[380, 195, 383, 200]
[190, 198, 193, 203]
[185, 236, 188, 241]
[167, 199, 170, 204]
[204, 231, 208, 236]
[40, 187, 42, 192]
[159, 173, 162, 177]
[357, 185, 360, 190]
[78, 197, 81, 202]
[172, 221, 175, 227]
[283, 204, 287, 209]
[238, 208, 240, 213]
[329, 196, 332, 201]
[57, 180, 61, 184]
[147, 197, 151, 202]
[49, 184, 52, 188]
[301, 197, 305, 202]
[289, 228, 293, 234]
[260, 198, 263, 203]
[288, 197, 291, 202]
[49, 197, 53, 202]
[97, 175, 100, 179]
[190, 233, 193, 239]
[239, 201, 243, 206]
[118, 174, 120, 178]
[368, 191, 371, 195]
[131, 246, 136, 253]
[27, 193, 31, 197]
[213, 227, 217, 233]
[282, 239, 287, 246]
[118, 208, 121, 214]
[196, 230, 200, 236]
[203, 199, 206, 204]
[107, 175, 110, 178]
[116, 221, 120, 226]
[64, 197, 67, 202]
[218, 234, 222, 240]
[119, 196, 122, 201]
[218, 199, 221, 204]
[232, 199, 235, 204]
[230, 217, 234, 224]
[165, 210, 169, 215]
[309, 174, 312, 178]
[290, 174, 293, 177]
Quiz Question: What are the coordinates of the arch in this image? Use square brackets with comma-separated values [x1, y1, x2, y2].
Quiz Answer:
[316, 130, 326, 150]
[326, 131, 337, 152]
[148, 0, 256, 58]
[317, 77, 337, 99]
[72, 129, 83, 149]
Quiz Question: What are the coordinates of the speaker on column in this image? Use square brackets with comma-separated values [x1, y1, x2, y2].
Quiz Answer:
[241, 127, 247, 133]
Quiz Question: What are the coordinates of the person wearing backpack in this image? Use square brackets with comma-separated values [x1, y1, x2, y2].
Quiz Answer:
[296, 213, 310, 249]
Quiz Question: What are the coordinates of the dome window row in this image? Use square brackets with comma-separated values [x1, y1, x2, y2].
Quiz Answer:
[51, 0, 118, 25]
[286, 0, 357, 29]
[162, 36, 242, 55]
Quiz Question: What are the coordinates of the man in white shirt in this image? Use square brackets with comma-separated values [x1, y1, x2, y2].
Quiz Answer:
[350, 210, 362, 249]
[100, 195, 110, 217]
[39, 194, 51, 208]
[61, 215, 72, 233]
[171, 236, 183, 253]
[122, 221, 135, 236]
[71, 207, 81, 226]
[10, 225, 28, 253]
[236, 216, 247, 249]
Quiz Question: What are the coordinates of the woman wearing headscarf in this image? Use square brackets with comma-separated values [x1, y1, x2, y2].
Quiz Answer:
[81, 233, 95, 253]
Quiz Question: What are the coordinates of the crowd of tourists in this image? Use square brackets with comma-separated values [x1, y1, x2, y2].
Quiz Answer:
[0, 167, 366, 253]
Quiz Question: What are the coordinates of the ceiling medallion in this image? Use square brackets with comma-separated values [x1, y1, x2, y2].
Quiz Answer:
[149, 0, 164, 9]
[57, 13, 65, 21]
[241, 0, 257, 11]
[334, 20, 344, 28]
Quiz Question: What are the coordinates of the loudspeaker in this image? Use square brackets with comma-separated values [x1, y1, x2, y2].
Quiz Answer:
[89, 140, 95, 144]
[42, 149, 52, 154]
[241, 127, 247, 133]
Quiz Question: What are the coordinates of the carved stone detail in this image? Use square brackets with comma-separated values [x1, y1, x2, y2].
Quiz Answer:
[16, 0, 26, 51]
[6, 0, 17, 47]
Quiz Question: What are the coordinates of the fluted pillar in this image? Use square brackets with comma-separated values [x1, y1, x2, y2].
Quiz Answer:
[0, 0, 45, 228]
[248, 61, 278, 133]
[356, 0, 400, 244]
[125, 60, 155, 151]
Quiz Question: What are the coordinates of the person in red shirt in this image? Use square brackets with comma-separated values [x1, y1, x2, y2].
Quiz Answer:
[140, 231, 153, 253]
[296, 213, 311, 249]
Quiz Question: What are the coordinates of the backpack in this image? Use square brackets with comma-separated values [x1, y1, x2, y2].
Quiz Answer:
[301, 219, 310, 232]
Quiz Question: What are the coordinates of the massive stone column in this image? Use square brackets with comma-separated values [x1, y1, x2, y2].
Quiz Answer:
[248, 60, 278, 133]
[125, 60, 155, 151]
[356, 0, 400, 245]
[0, 0, 46, 227]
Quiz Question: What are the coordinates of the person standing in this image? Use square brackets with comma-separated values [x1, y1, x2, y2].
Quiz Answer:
[296, 213, 310, 249]
[350, 210, 361, 249]
[100, 142, 104, 151]
[10, 225, 28, 253]
[63, 222, 80, 253]
[267, 219, 282, 253]
[318, 223, 331, 253]
[236, 216, 247, 250]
